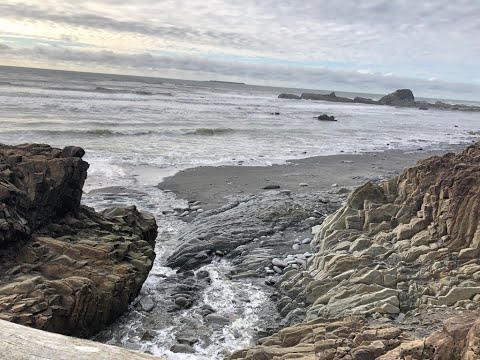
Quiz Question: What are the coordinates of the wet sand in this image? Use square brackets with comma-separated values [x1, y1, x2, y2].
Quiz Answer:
[158, 146, 464, 210]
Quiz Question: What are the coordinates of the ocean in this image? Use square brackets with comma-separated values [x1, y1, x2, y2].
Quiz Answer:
[0, 65, 479, 359]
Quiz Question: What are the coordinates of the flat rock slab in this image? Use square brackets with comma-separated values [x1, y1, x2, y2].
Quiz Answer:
[0, 319, 162, 360]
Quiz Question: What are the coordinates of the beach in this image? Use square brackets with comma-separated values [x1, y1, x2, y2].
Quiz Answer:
[159, 147, 466, 210]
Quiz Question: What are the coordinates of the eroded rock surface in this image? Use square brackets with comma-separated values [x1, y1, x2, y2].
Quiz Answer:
[167, 191, 339, 272]
[0, 144, 157, 337]
[230, 143, 480, 359]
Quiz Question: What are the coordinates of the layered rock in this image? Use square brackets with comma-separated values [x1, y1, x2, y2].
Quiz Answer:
[0, 144, 157, 337]
[166, 191, 338, 271]
[231, 143, 480, 359]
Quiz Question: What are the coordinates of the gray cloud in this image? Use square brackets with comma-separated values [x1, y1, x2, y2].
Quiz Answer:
[0, 0, 479, 98]
[1, 44, 478, 100]
[0, 3, 273, 51]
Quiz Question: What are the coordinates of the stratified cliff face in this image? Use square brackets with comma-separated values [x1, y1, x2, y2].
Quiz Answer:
[0, 144, 89, 246]
[0, 144, 157, 338]
[231, 143, 480, 359]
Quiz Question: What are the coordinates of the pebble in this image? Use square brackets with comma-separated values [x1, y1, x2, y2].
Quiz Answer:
[215, 250, 224, 256]
[273, 266, 283, 274]
[139, 296, 155, 312]
[174, 296, 191, 308]
[292, 244, 300, 250]
[171, 343, 195, 354]
[272, 258, 288, 267]
[180, 211, 189, 217]
[197, 209, 204, 213]
[331, 183, 338, 187]
[299, 183, 309, 187]
[190, 205, 202, 211]
[205, 313, 230, 324]
[302, 238, 312, 244]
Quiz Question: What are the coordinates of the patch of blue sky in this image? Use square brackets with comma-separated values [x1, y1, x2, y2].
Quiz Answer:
[0, 35, 92, 48]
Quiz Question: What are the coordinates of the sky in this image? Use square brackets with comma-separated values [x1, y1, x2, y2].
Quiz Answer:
[0, 0, 479, 100]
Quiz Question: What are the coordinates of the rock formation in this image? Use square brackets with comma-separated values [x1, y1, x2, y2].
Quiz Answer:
[378, 89, 415, 106]
[278, 89, 480, 112]
[301, 92, 355, 103]
[230, 143, 480, 359]
[279, 93, 301, 100]
[0, 144, 157, 337]
[317, 114, 336, 121]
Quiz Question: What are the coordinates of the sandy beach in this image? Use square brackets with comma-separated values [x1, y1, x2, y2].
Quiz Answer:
[159, 146, 465, 210]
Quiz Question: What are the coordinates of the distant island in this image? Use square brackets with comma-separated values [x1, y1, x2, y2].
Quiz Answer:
[208, 80, 246, 85]
[278, 88, 480, 112]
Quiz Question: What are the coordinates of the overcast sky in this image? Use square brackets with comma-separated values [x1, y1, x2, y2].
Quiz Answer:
[1, 1, 479, 100]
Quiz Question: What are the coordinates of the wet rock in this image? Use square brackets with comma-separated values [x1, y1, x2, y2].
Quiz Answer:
[166, 191, 338, 270]
[205, 313, 230, 325]
[174, 296, 192, 308]
[170, 343, 195, 354]
[139, 296, 156, 312]
[317, 114, 336, 121]
[262, 184, 281, 190]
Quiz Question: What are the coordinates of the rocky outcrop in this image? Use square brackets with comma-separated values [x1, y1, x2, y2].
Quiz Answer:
[279, 89, 480, 112]
[167, 191, 338, 271]
[378, 89, 415, 106]
[231, 143, 480, 359]
[0, 319, 161, 360]
[353, 96, 378, 105]
[278, 93, 301, 100]
[317, 114, 336, 121]
[0, 144, 157, 337]
[0, 144, 88, 246]
[301, 92, 355, 103]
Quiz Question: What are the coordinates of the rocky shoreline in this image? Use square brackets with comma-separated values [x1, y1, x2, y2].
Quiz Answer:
[229, 142, 480, 359]
[279, 88, 480, 112]
[1, 141, 480, 360]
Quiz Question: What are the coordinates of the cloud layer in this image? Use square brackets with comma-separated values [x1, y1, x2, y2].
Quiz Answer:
[0, 0, 479, 100]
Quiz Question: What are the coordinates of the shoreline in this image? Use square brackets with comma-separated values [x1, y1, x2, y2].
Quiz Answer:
[158, 144, 468, 211]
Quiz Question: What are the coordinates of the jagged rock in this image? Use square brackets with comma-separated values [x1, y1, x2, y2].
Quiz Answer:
[0, 144, 157, 337]
[231, 143, 480, 359]
[378, 89, 415, 106]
